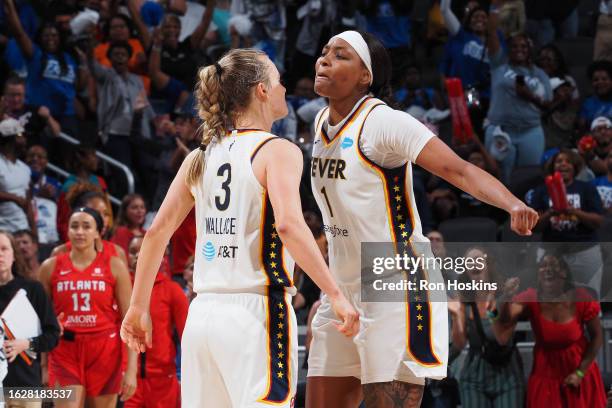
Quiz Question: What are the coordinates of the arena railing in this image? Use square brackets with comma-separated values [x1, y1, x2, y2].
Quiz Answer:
[47, 132, 135, 206]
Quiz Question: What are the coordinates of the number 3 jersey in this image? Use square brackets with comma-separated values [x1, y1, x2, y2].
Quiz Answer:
[190, 130, 296, 295]
[50, 251, 118, 333]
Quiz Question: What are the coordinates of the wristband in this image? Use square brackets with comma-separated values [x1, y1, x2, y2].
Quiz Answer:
[575, 369, 585, 378]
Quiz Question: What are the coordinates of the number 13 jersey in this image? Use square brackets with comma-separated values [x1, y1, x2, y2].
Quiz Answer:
[190, 130, 296, 295]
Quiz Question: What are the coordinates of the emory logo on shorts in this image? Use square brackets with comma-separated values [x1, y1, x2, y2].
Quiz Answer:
[203, 241, 215, 261]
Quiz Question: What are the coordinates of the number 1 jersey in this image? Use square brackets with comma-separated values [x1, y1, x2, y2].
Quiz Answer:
[190, 130, 296, 295]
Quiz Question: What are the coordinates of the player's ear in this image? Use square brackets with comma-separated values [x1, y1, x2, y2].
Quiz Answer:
[358, 67, 371, 89]
[254, 82, 269, 103]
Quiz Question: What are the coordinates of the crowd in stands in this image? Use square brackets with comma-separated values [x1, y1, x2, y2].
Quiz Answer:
[0, 0, 612, 407]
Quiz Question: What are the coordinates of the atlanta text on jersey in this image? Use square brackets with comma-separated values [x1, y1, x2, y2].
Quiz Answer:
[311, 157, 347, 180]
[55, 280, 107, 292]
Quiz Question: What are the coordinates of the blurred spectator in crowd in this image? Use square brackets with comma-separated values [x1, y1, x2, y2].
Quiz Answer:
[149, 1, 215, 112]
[125, 235, 188, 408]
[452, 247, 525, 407]
[111, 193, 146, 256]
[592, 149, 612, 213]
[440, 0, 499, 114]
[578, 60, 612, 131]
[524, 0, 579, 47]
[0, 230, 60, 406]
[231, 0, 286, 71]
[25, 145, 60, 247]
[210, 0, 231, 49]
[1, 76, 61, 147]
[0, 118, 35, 234]
[429, 139, 504, 223]
[60, 145, 107, 195]
[26, 145, 60, 200]
[394, 62, 445, 112]
[361, 0, 414, 85]
[182, 255, 194, 301]
[152, 113, 198, 211]
[531, 149, 604, 295]
[595, 0, 612, 61]
[495, 253, 607, 408]
[13, 229, 39, 280]
[485, 1, 552, 183]
[536, 44, 579, 101]
[94, 9, 150, 90]
[542, 77, 579, 149]
[4, 0, 85, 135]
[79, 40, 154, 195]
[581, 116, 612, 176]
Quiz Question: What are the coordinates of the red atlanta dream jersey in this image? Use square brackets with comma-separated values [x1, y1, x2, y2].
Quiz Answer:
[51, 251, 119, 333]
[190, 130, 296, 295]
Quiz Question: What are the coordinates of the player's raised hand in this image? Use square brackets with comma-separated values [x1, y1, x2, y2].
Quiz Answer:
[120, 305, 152, 353]
[330, 294, 360, 337]
[508, 202, 539, 236]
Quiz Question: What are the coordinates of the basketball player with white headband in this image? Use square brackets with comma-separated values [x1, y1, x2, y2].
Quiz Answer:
[306, 30, 538, 407]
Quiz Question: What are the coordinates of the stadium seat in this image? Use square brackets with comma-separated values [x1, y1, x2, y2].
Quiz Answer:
[509, 166, 543, 201]
[438, 216, 498, 242]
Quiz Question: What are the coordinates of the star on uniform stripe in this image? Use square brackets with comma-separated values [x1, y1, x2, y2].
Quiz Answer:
[273, 271, 279, 276]
[277, 333, 283, 339]
[271, 232, 278, 239]
[401, 232, 408, 238]
[278, 323, 284, 329]
[278, 362, 284, 368]
[417, 324, 423, 331]
[416, 304, 422, 311]
[278, 352, 284, 358]
[271, 242, 277, 249]
[277, 278, 284, 284]
[393, 186, 400, 192]
[399, 224, 406, 230]
[277, 342, 283, 349]
[397, 214, 403, 220]
[278, 303, 284, 309]
[279, 312, 285, 319]
[270, 252, 276, 259]
[395, 195, 401, 202]
[270, 262, 277, 268]
[277, 372, 284, 378]
[417, 314, 423, 321]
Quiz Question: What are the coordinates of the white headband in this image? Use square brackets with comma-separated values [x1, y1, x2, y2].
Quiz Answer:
[330, 30, 373, 86]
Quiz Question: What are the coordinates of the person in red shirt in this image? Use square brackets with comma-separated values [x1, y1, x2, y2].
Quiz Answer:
[111, 194, 147, 256]
[39, 207, 137, 407]
[125, 235, 188, 408]
[169, 208, 195, 281]
[495, 253, 607, 408]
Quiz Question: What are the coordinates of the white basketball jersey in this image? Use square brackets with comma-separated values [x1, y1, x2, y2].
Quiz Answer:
[190, 129, 296, 295]
[311, 97, 448, 371]
[311, 97, 430, 286]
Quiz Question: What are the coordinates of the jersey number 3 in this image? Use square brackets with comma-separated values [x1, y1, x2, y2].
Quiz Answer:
[215, 163, 232, 211]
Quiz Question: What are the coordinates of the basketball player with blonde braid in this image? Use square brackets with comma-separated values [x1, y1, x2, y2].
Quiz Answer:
[120, 49, 359, 407]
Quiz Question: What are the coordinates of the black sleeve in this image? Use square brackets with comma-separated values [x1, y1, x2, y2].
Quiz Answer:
[26, 281, 60, 353]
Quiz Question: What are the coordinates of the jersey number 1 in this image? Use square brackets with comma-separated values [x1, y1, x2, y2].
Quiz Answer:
[215, 163, 232, 211]
[320, 186, 334, 217]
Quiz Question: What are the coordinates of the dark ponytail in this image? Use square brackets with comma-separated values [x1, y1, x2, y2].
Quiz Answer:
[357, 31, 397, 108]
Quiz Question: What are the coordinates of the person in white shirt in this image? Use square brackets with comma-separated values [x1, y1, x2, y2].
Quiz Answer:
[595, 0, 612, 61]
[0, 119, 34, 234]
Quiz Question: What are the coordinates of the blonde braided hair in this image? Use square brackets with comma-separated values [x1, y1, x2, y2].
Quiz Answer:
[186, 48, 270, 186]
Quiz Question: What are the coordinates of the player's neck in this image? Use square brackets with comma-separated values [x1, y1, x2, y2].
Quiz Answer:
[234, 109, 273, 133]
[328, 93, 366, 126]
[70, 246, 98, 267]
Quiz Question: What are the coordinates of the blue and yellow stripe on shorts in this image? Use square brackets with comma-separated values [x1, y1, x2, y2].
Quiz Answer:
[356, 103, 442, 367]
[257, 191, 293, 404]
